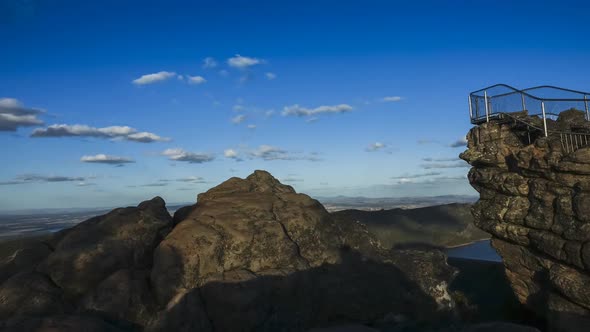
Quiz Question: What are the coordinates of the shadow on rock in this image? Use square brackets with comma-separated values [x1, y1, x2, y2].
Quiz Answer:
[151, 246, 451, 332]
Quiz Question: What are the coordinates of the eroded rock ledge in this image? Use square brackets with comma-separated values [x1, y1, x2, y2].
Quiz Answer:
[461, 111, 590, 331]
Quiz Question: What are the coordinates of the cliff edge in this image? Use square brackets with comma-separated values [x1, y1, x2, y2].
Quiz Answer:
[461, 110, 590, 331]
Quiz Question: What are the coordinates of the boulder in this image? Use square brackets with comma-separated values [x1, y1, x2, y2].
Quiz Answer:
[38, 197, 172, 299]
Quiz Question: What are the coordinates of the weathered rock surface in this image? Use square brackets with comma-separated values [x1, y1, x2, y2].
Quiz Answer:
[0, 197, 173, 331]
[38, 197, 172, 300]
[461, 110, 590, 331]
[150, 170, 457, 331]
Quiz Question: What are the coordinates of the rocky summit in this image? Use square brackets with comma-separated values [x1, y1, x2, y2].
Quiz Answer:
[0, 170, 466, 332]
[461, 110, 590, 332]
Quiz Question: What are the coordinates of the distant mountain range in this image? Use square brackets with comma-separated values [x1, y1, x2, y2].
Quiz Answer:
[316, 195, 478, 212]
[331, 203, 489, 248]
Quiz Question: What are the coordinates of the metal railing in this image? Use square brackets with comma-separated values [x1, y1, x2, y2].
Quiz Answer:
[469, 84, 590, 137]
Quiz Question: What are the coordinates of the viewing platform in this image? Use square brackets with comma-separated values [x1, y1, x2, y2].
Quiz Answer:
[469, 84, 590, 153]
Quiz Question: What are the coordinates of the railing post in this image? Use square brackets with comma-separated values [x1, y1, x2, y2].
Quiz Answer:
[541, 101, 548, 137]
[484, 91, 489, 122]
[585, 94, 589, 121]
[521, 93, 526, 111]
[468, 95, 473, 120]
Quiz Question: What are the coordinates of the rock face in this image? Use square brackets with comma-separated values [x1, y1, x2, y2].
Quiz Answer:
[0, 197, 173, 330]
[150, 170, 456, 331]
[461, 110, 590, 331]
[0, 171, 460, 332]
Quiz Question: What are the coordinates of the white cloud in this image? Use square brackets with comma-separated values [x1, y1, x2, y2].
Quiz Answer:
[233, 105, 244, 111]
[0, 174, 87, 185]
[31, 124, 169, 143]
[265, 110, 275, 117]
[249, 145, 321, 161]
[81, 154, 135, 165]
[132, 71, 177, 85]
[227, 54, 264, 68]
[162, 148, 214, 163]
[224, 149, 239, 158]
[247, 124, 256, 129]
[203, 57, 218, 69]
[265, 72, 277, 80]
[231, 114, 246, 124]
[421, 161, 470, 169]
[282, 104, 353, 117]
[382, 96, 403, 102]
[366, 142, 386, 152]
[177, 176, 207, 183]
[127, 132, 170, 143]
[0, 98, 44, 131]
[187, 75, 206, 85]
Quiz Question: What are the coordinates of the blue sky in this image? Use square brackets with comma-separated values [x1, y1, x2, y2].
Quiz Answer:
[1, 0, 590, 210]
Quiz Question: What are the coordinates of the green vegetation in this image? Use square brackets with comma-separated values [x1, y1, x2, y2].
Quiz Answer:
[331, 203, 490, 248]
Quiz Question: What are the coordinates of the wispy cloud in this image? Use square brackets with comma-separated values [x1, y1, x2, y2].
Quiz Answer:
[366, 142, 386, 152]
[265, 72, 277, 80]
[187, 75, 206, 85]
[247, 124, 256, 129]
[420, 161, 470, 169]
[203, 57, 218, 69]
[450, 137, 468, 148]
[227, 54, 264, 68]
[0, 98, 44, 131]
[0, 174, 87, 186]
[282, 104, 353, 117]
[176, 176, 207, 183]
[132, 71, 177, 85]
[282, 177, 304, 183]
[249, 145, 321, 161]
[390, 171, 442, 179]
[162, 148, 215, 163]
[422, 157, 460, 162]
[231, 114, 246, 124]
[80, 154, 135, 165]
[382, 96, 403, 102]
[224, 148, 242, 161]
[31, 124, 170, 143]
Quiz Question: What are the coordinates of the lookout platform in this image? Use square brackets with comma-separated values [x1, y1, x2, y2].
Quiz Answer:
[469, 84, 590, 154]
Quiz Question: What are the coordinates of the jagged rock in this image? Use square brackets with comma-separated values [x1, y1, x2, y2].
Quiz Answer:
[150, 170, 456, 331]
[462, 115, 590, 330]
[38, 197, 172, 299]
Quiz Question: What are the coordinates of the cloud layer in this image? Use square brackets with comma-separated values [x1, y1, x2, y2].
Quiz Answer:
[31, 124, 169, 143]
[132, 71, 177, 85]
[0, 98, 44, 131]
[0, 174, 87, 185]
[227, 55, 263, 68]
[282, 104, 353, 117]
[81, 154, 135, 165]
[162, 148, 215, 163]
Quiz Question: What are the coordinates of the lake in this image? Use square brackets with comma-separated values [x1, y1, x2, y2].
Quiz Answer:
[445, 239, 502, 262]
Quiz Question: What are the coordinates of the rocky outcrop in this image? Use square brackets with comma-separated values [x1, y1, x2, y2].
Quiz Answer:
[0, 197, 173, 330]
[461, 110, 590, 331]
[149, 170, 457, 331]
[0, 171, 462, 332]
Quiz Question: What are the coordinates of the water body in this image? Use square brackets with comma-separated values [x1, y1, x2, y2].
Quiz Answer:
[446, 239, 502, 262]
